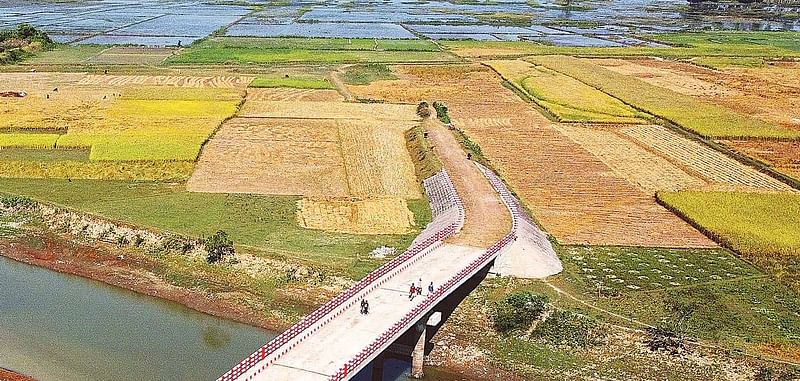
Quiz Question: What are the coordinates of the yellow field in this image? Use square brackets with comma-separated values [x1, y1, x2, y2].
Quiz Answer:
[621, 124, 793, 192]
[554, 124, 706, 192]
[486, 59, 644, 123]
[0, 160, 194, 181]
[297, 197, 415, 235]
[246, 88, 343, 102]
[77, 74, 254, 88]
[593, 59, 738, 97]
[338, 120, 422, 199]
[239, 100, 418, 121]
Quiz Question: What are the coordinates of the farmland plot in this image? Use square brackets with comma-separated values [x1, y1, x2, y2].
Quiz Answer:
[593, 58, 800, 132]
[239, 100, 417, 121]
[721, 140, 800, 181]
[486, 60, 645, 123]
[348, 63, 717, 247]
[246, 88, 342, 102]
[297, 197, 415, 235]
[621, 125, 793, 192]
[78, 74, 254, 88]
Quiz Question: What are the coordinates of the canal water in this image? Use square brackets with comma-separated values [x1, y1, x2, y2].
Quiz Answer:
[0, 255, 274, 381]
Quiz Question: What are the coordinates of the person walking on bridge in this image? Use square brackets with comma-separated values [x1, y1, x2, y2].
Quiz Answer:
[409, 283, 416, 301]
[428, 281, 434, 295]
[360, 299, 369, 315]
[417, 278, 423, 296]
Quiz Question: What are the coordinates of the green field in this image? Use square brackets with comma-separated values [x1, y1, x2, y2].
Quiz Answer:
[168, 37, 457, 65]
[443, 31, 800, 58]
[249, 76, 334, 89]
[561, 246, 760, 293]
[339, 64, 397, 85]
[0, 133, 60, 148]
[487, 60, 645, 123]
[529, 55, 800, 139]
[0, 178, 430, 279]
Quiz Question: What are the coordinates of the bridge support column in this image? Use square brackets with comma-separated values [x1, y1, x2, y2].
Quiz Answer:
[372, 353, 385, 381]
[411, 323, 426, 379]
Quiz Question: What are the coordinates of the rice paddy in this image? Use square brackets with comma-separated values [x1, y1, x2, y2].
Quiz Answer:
[658, 191, 800, 258]
[528, 55, 800, 139]
[487, 60, 645, 123]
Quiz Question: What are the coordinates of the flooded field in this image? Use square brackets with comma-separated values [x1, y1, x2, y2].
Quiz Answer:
[1, 0, 798, 47]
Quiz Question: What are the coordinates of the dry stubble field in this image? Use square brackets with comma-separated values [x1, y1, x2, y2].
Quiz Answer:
[188, 88, 422, 234]
[348, 64, 717, 247]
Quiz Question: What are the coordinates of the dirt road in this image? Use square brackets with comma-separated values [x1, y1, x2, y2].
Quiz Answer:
[424, 117, 511, 247]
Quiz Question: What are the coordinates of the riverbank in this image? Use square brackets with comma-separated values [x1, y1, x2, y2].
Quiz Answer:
[0, 368, 36, 381]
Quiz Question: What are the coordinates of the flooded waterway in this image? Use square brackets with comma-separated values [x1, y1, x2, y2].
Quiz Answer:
[0, 255, 274, 381]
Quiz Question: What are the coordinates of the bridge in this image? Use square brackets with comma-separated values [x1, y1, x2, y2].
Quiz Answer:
[217, 123, 561, 381]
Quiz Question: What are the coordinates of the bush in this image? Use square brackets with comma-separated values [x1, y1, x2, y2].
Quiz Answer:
[432, 101, 451, 124]
[416, 101, 431, 118]
[0, 195, 34, 209]
[205, 230, 234, 263]
[0, 24, 54, 64]
[532, 310, 606, 348]
[492, 292, 549, 334]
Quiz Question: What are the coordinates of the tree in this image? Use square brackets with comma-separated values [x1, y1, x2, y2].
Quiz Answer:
[491, 292, 549, 334]
[205, 230, 234, 263]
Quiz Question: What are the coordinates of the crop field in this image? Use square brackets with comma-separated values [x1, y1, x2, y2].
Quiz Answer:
[528, 56, 800, 139]
[621, 125, 793, 192]
[486, 60, 645, 123]
[658, 191, 800, 259]
[347, 64, 716, 247]
[238, 100, 417, 121]
[167, 37, 457, 65]
[297, 197, 416, 235]
[721, 140, 800, 180]
[553, 124, 705, 192]
[0, 72, 249, 180]
[189, 104, 421, 200]
[592, 58, 800, 132]
[561, 246, 759, 293]
[245, 88, 342, 102]
[85, 47, 175, 65]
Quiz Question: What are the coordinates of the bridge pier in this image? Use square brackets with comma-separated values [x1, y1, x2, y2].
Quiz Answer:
[411, 322, 426, 378]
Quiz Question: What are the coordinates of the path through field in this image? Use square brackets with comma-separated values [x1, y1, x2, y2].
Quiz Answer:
[424, 116, 510, 247]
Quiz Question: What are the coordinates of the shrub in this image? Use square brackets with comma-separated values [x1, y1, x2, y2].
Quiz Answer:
[432, 101, 451, 124]
[0, 24, 54, 64]
[491, 292, 549, 334]
[0, 195, 34, 209]
[532, 310, 606, 348]
[416, 101, 431, 118]
[205, 230, 234, 263]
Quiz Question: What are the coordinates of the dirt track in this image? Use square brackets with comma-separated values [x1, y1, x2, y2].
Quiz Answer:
[0, 368, 36, 381]
[424, 117, 511, 248]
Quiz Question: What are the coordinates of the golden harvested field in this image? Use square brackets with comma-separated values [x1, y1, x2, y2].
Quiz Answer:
[187, 118, 350, 196]
[593, 58, 800, 132]
[553, 124, 705, 192]
[338, 120, 421, 199]
[621, 124, 793, 192]
[189, 114, 421, 199]
[349, 64, 716, 247]
[78, 74, 254, 88]
[297, 197, 415, 235]
[721, 139, 800, 180]
[0, 160, 194, 181]
[246, 88, 343, 102]
[239, 100, 418, 121]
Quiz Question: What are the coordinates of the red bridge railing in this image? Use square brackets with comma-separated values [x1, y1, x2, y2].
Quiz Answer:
[217, 170, 464, 381]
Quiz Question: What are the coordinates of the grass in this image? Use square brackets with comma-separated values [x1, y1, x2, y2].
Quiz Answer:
[689, 56, 768, 69]
[339, 64, 397, 85]
[441, 32, 800, 59]
[0, 148, 89, 162]
[167, 37, 457, 65]
[0, 133, 60, 148]
[487, 60, 645, 123]
[560, 246, 760, 294]
[529, 55, 800, 139]
[657, 191, 800, 258]
[0, 178, 430, 279]
[22, 44, 106, 65]
[249, 76, 334, 89]
[647, 31, 800, 53]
